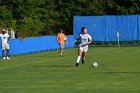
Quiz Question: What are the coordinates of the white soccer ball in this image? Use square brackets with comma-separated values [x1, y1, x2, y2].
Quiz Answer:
[92, 61, 98, 67]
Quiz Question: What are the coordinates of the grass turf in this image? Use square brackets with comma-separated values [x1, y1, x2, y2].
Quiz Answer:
[0, 47, 140, 93]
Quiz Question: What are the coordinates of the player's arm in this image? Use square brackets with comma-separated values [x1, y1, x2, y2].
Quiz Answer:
[56, 34, 60, 44]
[64, 35, 68, 44]
[86, 35, 92, 45]
[74, 35, 81, 44]
[56, 34, 59, 42]
[86, 39, 92, 45]
[64, 35, 67, 41]
[74, 38, 80, 44]
[7, 34, 10, 43]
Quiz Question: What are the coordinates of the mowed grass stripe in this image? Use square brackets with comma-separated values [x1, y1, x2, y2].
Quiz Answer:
[0, 47, 117, 70]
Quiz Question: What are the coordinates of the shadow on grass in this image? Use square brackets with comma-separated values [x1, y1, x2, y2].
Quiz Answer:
[32, 65, 73, 68]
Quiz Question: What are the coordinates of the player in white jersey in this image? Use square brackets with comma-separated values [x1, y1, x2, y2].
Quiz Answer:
[74, 27, 92, 67]
[0, 29, 10, 60]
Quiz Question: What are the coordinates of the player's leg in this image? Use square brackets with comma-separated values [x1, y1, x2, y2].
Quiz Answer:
[6, 49, 10, 59]
[82, 52, 86, 64]
[5, 43, 10, 60]
[76, 48, 83, 66]
[59, 43, 64, 56]
[2, 50, 5, 60]
[82, 46, 88, 64]
[2, 43, 5, 60]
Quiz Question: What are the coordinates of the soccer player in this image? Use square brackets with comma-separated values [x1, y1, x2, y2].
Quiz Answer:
[0, 29, 10, 60]
[56, 28, 67, 57]
[74, 27, 92, 67]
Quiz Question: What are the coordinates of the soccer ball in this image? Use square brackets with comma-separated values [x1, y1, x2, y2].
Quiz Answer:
[92, 61, 98, 67]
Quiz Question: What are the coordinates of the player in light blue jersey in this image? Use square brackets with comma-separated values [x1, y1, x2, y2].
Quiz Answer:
[74, 27, 92, 67]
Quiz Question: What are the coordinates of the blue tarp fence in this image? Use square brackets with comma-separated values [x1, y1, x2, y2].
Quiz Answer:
[0, 35, 74, 56]
[74, 15, 140, 41]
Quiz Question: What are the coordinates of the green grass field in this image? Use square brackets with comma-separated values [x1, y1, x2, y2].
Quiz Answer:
[0, 47, 140, 93]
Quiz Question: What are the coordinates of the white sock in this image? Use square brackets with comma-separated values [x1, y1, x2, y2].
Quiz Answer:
[76, 56, 81, 63]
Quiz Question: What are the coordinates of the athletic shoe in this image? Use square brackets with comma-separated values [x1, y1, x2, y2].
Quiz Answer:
[76, 63, 79, 67]
[3, 57, 5, 60]
[6, 57, 10, 60]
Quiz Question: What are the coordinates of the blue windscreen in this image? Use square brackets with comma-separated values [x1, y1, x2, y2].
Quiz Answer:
[0, 35, 74, 56]
[74, 15, 140, 41]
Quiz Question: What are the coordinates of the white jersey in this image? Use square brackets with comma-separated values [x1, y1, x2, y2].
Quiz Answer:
[0, 33, 9, 43]
[79, 33, 92, 47]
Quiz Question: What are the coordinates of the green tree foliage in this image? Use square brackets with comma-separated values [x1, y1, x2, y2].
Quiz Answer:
[0, 0, 140, 36]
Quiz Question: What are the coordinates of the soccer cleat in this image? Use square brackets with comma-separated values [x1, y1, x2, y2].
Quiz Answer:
[82, 59, 84, 64]
[3, 57, 6, 60]
[6, 57, 10, 60]
[76, 63, 79, 67]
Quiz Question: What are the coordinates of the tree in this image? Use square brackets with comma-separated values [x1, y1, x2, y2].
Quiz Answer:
[0, 0, 140, 36]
